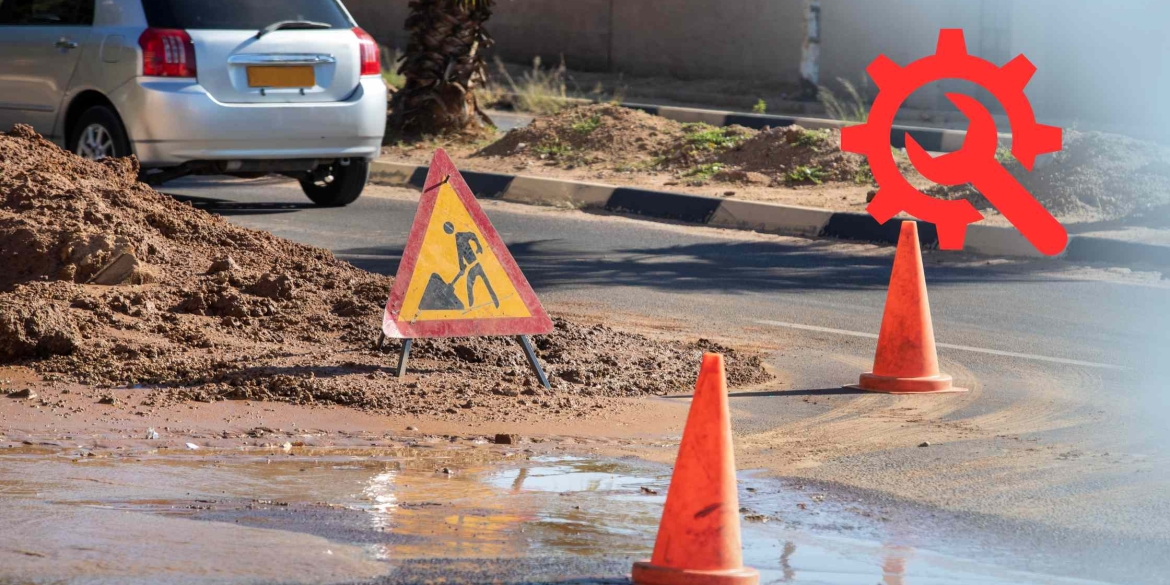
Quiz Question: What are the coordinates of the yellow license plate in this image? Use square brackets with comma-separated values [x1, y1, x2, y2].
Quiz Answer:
[247, 66, 315, 88]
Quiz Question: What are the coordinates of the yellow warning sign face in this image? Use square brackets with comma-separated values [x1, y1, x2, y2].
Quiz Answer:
[398, 183, 532, 323]
[382, 149, 553, 339]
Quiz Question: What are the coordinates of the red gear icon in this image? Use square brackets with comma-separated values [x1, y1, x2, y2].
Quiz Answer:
[841, 29, 1065, 253]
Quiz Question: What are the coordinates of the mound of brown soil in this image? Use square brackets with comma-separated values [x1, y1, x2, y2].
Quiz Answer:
[713, 125, 874, 185]
[0, 125, 769, 420]
[929, 130, 1170, 223]
[476, 105, 877, 187]
[478, 104, 681, 169]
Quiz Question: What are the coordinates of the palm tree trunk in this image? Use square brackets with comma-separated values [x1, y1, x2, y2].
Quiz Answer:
[387, 0, 495, 140]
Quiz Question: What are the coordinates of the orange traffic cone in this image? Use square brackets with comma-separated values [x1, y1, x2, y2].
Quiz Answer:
[632, 353, 759, 585]
[849, 221, 966, 394]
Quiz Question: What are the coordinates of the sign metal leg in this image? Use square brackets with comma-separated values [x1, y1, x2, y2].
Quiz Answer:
[396, 338, 413, 378]
[516, 335, 551, 389]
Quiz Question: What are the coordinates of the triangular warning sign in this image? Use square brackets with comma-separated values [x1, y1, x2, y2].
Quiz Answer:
[382, 149, 553, 339]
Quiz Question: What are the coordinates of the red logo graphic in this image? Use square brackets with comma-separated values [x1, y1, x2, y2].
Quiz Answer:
[841, 29, 1067, 255]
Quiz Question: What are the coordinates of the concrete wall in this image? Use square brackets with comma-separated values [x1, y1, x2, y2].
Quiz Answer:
[344, 0, 1170, 139]
[608, 0, 805, 81]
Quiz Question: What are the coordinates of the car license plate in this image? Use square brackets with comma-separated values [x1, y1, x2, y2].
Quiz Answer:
[247, 66, 315, 88]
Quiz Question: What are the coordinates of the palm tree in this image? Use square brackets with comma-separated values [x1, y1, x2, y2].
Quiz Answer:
[387, 0, 496, 140]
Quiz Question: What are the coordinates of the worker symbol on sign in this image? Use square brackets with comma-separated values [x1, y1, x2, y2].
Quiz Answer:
[381, 149, 553, 388]
[418, 221, 500, 311]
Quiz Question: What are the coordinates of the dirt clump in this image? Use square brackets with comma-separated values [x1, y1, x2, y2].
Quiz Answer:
[0, 125, 770, 421]
[928, 130, 1170, 224]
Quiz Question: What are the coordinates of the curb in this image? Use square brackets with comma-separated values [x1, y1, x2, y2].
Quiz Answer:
[370, 161, 1170, 268]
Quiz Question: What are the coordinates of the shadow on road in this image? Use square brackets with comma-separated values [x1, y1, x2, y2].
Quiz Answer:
[663, 387, 866, 399]
[165, 193, 314, 216]
[334, 238, 1061, 296]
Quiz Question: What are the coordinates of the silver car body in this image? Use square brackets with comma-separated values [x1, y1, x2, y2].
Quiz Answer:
[0, 0, 386, 169]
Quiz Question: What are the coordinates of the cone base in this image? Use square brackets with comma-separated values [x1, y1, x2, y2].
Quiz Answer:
[849, 372, 967, 394]
[632, 562, 760, 585]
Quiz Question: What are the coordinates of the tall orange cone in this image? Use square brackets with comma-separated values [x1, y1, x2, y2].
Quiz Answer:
[849, 221, 966, 394]
[632, 353, 759, 585]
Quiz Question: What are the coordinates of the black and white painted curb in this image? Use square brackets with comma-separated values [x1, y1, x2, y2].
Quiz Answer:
[370, 161, 1169, 268]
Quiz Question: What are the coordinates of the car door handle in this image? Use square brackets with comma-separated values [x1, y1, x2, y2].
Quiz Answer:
[55, 39, 79, 50]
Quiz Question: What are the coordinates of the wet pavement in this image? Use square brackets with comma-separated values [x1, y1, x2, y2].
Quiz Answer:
[0, 443, 1122, 585]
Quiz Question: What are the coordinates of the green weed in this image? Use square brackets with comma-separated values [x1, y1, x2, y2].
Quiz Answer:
[534, 138, 572, 158]
[683, 123, 746, 150]
[787, 165, 827, 185]
[752, 99, 768, 114]
[853, 162, 874, 184]
[683, 163, 725, 181]
[571, 114, 602, 135]
[794, 129, 831, 149]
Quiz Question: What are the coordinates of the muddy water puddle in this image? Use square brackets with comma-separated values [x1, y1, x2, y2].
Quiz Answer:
[0, 445, 1110, 584]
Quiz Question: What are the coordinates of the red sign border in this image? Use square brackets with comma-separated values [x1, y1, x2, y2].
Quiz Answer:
[382, 149, 554, 339]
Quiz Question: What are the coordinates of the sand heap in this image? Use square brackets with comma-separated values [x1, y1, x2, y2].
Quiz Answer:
[0, 125, 769, 420]
[930, 130, 1170, 223]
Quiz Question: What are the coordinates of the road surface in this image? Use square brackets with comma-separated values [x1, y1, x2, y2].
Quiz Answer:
[161, 175, 1170, 584]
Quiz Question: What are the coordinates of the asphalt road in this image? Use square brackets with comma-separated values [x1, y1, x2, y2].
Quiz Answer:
[162, 175, 1170, 583]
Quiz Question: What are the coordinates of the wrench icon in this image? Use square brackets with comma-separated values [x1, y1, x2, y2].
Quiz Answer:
[904, 93, 1068, 256]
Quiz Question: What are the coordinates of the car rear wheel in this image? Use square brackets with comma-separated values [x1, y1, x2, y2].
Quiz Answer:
[70, 106, 131, 161]
[299, 159, 369, 207]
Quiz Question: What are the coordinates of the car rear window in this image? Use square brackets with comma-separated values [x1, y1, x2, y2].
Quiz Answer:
[141, 0, 351, 30]
[0, 0, 94, 25]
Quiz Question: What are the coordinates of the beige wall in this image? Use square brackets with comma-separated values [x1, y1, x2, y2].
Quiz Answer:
[609, 0, 805, 80]
[1010, 0, 1170, 139]
[344, 0, 1170, 139]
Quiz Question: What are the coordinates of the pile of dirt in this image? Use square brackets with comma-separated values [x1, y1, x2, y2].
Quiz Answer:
[928, 130, 1170, 223]
[711, 125, 874, 185]
[476, 104, 884, 188]
[478, 104, 682, 169]
[0, 125, 770, 420]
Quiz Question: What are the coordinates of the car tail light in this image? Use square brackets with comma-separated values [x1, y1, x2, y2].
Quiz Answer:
[354, 27, 381, 77]
[139, 28, 196, 78]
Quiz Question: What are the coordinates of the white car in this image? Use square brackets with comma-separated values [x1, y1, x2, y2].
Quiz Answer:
[0, 0, 388, 206]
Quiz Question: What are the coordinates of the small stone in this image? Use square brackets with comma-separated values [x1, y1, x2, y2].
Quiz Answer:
[405, 426, 418, 431]
[145, 428, 159, 440]
[7, 389, 35, 399]
[91, 253, 155, 286]
[185, 443, 200, 450]
[494, 433, 520, 445]
[866, 189, 879, 203]
[918, 441, 931, 448]
[640, 487, 658, 495]
[440, 467, 453, 475]
[207, 256, 240, 274]
[97, 395, 118, 405]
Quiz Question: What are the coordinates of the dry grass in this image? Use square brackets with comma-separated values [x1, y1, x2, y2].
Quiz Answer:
[818, 77, 870, 123]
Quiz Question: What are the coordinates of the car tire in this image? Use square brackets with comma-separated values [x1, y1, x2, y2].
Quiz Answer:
[69, 106, 131, 161]
[299, 159, 369, 207]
